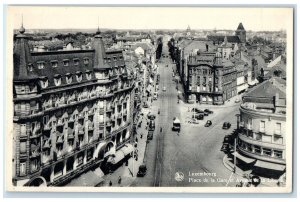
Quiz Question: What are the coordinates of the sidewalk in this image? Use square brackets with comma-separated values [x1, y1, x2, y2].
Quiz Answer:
[100, 111, 150, 187]
[222, 154, 285, 187]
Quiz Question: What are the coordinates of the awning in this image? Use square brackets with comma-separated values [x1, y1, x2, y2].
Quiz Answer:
[254, 160, 286, 171]
[233, 152, 256, 164]
[255, 103, 275, 109]
[119, 144, 134, 156]
[107, 150, 125, 165]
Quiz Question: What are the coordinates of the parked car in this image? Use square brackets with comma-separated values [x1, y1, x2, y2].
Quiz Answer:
[222, 122, 231, 129]
[189, 118, 199, 124]
[205, 120, 212, 127]
[137, 164, 147, 177]
[235, 98, 241, 103]
[191, 108, 204, 114]
[204, 109, 213, 114]
[192, 113, 204, 120]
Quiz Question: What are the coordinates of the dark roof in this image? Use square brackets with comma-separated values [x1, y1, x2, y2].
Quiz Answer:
[207, 35, 241, 44]
[237, 23, 245, 30]
[14, 34, 39, 82]
[244, 78, 286, 99]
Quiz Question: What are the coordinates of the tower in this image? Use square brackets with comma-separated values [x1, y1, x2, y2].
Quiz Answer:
[235, 22, 246, 43]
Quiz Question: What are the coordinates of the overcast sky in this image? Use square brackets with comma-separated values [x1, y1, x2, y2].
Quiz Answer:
[8, 6, 292, 31]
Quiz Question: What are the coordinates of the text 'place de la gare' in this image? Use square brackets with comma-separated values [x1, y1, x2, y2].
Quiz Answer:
[12, 20, 287, 187]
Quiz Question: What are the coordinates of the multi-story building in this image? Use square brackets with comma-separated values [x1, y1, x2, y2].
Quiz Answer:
[12, 25, 135, 187]
[186, 46, 237, 104]
[236, 77, 286, 176]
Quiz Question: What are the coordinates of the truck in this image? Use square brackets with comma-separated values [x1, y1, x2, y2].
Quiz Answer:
[172, 117, 181, 131]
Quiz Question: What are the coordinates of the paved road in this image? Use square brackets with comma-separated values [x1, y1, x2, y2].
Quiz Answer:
[132, 36, 241, 187]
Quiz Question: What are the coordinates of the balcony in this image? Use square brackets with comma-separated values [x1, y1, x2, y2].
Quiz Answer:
[78, 126, 85, 135]
[238, 133, 285, 150]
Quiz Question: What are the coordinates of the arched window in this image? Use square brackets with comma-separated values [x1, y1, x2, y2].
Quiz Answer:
[39, 77, 48, 88]
[76, 71, 83, 82]
[66, 73, 73, 84]
[54, 75, 62, 86]
[86, 71, 92, 80]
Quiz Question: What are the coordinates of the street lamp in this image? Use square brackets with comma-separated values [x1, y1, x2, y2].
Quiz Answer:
[233, 114, 241, 173]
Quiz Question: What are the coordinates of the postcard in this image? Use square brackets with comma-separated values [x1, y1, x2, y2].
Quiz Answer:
[5, 6, 294, 193]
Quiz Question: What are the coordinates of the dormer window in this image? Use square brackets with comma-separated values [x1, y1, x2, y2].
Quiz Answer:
[107, 58, 111, 63]
[51, 60, 58, 68]
[39, 77, 48, 88]
[86, 70, 92, 80]
[76, 71, 83, 82]
[54, 74, 62, 86]
[63, 59, 70, 67]
[37, 61, 45, 69]
[113, 56, 117, 61]
[27, 63, 33, 72]
[66, 73, 73, 84]
[83, 58, 89, 65]
[119, 56, 123, 60]
[73, 58, 79, 66]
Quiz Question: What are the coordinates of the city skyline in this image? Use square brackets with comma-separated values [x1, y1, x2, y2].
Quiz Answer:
[9, 7, 292, 31]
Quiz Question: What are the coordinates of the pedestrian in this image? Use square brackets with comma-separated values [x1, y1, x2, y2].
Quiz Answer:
[160, 127, 162, 133]
[140, 133, 143, 139]
[109, 181, 112, 186]
[118, 176, 122, 185]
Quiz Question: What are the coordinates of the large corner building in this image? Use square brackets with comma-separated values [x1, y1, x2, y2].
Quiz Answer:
[13, 25, 135, 186]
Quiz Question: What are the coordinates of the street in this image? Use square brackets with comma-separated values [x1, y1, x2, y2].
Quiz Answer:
[132, 36, 241, 187]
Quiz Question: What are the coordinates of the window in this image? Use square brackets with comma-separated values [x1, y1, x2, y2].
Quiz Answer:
[20, 161, 26, 175]
[203, 69, 207, 75]
[262, 148, 272, 156]
[43, 115, 49, 125]
[203, 86, 206, 91]
[31, 159, 38, 171]
[86, 72, 92, 80]
[20, 142, 26, 153]
[40, 79, 48, 88]
[260, 121, 266, 133]
[83, 58, 89, 65]
[73, 58, 79, 66]
[215, 87, 218, 92]
[275, 123, 281, 134]
[37, 62, 45, 69]
[63, 60, 70, 67]
[246, 143, 252, 152]
[76, 73, 82, 82]
[27, 63, 33, 72]
[51, 60, 58, 68]
[274, 150, 283, 159]
[248, 118, 252, 130]
[20, 124, 26, 136]
[113, 56, 117, 61]
[54, 77, 61, 86]
[66, 74, 73, 84]
[209, 77, 212, 82]
[254, 145, 261, 154]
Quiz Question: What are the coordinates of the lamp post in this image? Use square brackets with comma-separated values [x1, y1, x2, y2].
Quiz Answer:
[234, 114, 241, 173]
